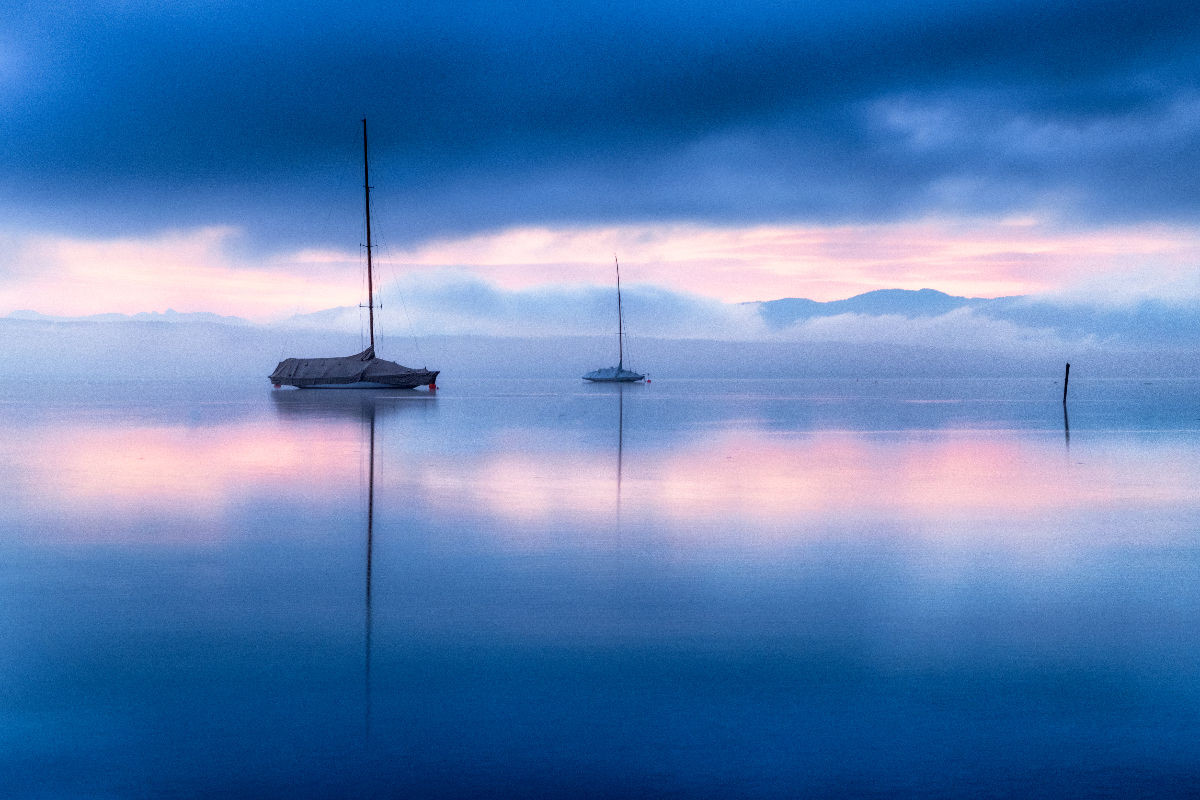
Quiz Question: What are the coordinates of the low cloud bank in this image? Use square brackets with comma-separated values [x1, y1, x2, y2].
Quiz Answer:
[284, 273, 1199, 353]
[776, 309, 1087, 356]
[3, 280, 1198, 381]
[284, 271, 768, 340]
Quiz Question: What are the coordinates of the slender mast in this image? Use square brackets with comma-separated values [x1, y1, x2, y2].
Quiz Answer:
[615, 255, 624, 369]
[362, 118, 375, 352]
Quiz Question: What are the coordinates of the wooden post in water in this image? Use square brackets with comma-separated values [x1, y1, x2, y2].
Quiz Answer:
[1062, 362, 1070, 405]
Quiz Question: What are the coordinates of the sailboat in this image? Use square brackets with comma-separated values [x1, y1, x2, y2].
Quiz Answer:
[270, 119, 439, 390]
[583, 256, 645, 382]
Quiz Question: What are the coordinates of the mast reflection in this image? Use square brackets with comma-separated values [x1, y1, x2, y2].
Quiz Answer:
[617, 383, 624, 520]
[365, 400, 375, 739]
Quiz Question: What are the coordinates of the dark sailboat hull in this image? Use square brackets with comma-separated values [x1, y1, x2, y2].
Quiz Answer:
[582, 366, 645, 382]
[270, 347, 438, 389]
[293, 371, 439, 389]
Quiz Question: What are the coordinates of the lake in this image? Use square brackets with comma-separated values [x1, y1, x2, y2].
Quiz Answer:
[3, 377, 1199, 798]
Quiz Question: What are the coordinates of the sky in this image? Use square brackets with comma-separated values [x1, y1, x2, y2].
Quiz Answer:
[3, 0, 1200, 323]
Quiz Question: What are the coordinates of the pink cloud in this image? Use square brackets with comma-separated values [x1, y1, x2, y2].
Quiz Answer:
[387, 219, 1200, 303]
[3, 217, 1199, 320]
[0, 227, 359, 320]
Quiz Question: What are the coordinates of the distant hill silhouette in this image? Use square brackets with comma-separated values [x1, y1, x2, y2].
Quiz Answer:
[754, 289, 1001, 327]
[753, 289, 1200, 347]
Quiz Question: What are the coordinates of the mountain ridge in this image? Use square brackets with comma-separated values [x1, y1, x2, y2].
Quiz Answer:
[751, 288, 1026, 328]
[8, 288, 1009, 328]
[6, 288, 1199, 349]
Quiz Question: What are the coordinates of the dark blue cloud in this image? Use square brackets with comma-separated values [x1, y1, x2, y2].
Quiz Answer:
[4, 0, 1199, 250]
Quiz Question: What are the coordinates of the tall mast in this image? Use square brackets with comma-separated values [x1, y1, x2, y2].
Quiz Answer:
[362, 118, 375, 352]
[615, 254, 624, 369]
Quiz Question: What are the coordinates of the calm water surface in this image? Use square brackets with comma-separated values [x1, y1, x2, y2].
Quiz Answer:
[2, 378, 1199, 798]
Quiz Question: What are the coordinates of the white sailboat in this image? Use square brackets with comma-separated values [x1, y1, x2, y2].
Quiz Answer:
[270, 119, 438, 389]
[583, 256, 645, 382]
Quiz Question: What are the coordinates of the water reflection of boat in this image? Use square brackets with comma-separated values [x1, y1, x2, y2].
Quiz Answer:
[617, 383, 625, 515]
[269, 387, 432, 422]
[583, 256, 645, 383]
[364, 400, 376, 738]
[269, 389, 391, 737]
[270, 119, 438, 390]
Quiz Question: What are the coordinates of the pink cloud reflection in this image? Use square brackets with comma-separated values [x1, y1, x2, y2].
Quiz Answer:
[8, 418, 1197, 552]
[4, 419, 364, 542]
[403, 429, 1200, 549]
